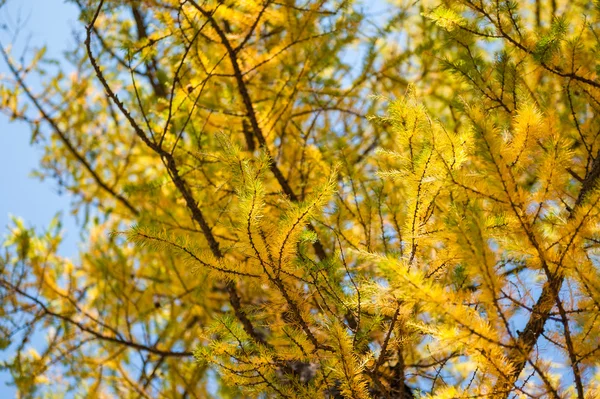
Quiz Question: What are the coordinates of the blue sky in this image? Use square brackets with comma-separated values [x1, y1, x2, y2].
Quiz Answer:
[0, 1, 79, 249]
[0, 1, 79, 396]
[0, 1, 580, 396]
[0, 2, 397, 396]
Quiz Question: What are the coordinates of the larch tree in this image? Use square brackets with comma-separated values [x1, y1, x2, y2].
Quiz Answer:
[1, 0, 600, 398]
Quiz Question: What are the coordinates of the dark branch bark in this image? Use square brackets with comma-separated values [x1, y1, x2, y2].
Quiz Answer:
[85, 0, 268, 351]
[189, 0, 328, 261]
[497, 151, 600, 396]
[131, 3, 167, 98]
[0, 44, 139, 216]
[0, 278, 192, 358]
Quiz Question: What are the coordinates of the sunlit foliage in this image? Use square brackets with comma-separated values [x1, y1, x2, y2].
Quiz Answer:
[2, 0, 600, 398]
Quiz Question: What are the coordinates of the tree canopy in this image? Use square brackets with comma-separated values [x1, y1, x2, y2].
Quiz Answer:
[2, 0, 600, 397]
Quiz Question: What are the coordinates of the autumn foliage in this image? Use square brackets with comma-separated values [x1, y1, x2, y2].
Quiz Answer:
[2, 0, 600, 398]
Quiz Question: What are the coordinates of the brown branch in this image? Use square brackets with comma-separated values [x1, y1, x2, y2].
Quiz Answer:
[131, 4, 167, 98]
[497, 150, 600, 395]
[0, 44, 139, 216]
[467, 0, 600, 89]
[554, 293, 585, 398]
[85, 0, 268, 350]
[188, 0, 328, 261]
[0, 278, 192, 358]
